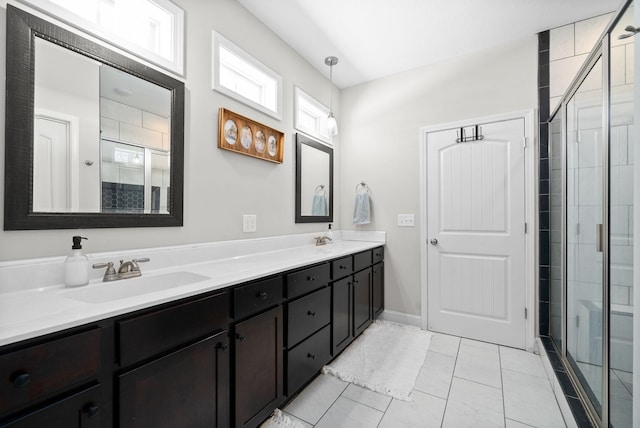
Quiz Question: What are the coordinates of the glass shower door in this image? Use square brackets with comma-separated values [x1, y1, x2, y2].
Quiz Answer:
[609, 4, 635, 427]
[565, 53, 605, 416]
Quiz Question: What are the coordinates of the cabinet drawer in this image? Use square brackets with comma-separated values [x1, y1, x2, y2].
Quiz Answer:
[353, 250, 372, 272]
[287, 325, 331, 395]
[0, 328, 101, 417]
[287, 287, 331, 348]
[2, 384, 101, 428]
[286, 264, 330, 299]
[118, 291, 229, 367]
[373, 247, 384, 264]
[331, 256, 353, 280]
[234, 276, 283, 319]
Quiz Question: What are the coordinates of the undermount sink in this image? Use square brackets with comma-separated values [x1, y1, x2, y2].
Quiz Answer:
[62, 271, 210, 303]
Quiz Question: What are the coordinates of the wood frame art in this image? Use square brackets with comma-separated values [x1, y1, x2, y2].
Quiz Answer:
[218, 108, 284, 163]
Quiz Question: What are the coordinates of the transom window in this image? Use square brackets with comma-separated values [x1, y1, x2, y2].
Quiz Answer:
[213, 32, 282, 119]
[19, 0, 184, 75]
[294, 87, 332, 144]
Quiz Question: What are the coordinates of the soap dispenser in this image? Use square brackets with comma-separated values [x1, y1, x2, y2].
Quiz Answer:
[326, 224, 334, 243]
[64, 236, 89, 287]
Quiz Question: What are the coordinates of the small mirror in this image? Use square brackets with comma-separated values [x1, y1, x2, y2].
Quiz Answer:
[295, 133, 333, 223]
[5, 5, 184, 229]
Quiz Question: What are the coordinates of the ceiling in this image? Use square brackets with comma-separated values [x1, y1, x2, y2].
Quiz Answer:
[238, 0, 623, 88]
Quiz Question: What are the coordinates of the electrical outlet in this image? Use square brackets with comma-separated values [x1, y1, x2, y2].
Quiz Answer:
[243, 214, 257, 232]
[397, 214, 415, 227]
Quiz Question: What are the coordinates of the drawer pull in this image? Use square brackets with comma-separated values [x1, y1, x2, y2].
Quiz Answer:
[307, 276, 316, 282]
[339, 265, 347, 269]
[307, 353, 316, 360]
[11, 371, 31, 388]
[83, 402, 100, 418]
[307, 310, 316, 317]
[256, 291, 268, 300]
[353, 280, 359, 284]
[236, 334, 245, 342]
[217, 342, 229, 351]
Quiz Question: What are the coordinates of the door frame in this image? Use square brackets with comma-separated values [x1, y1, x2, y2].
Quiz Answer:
[419, 109, 536, 351]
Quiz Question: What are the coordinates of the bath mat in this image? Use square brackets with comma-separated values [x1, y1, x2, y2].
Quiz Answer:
[322, 320, 431, 401]
[260, 409, 306, 428]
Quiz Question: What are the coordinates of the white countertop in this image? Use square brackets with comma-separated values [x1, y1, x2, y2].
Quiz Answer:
[0, 232, 385, 347]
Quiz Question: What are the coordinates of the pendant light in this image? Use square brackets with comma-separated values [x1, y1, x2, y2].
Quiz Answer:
[325, 56, 339, 136]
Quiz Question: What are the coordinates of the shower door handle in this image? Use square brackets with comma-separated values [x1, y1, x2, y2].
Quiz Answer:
[595, 224, 603, 253]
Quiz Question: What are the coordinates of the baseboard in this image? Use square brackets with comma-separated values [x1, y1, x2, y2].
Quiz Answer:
[378, 309, 422, 328]
[537, 338, 579, 428]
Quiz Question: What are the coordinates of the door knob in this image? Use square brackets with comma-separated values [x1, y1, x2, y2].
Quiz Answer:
[430, 238, 438, 245]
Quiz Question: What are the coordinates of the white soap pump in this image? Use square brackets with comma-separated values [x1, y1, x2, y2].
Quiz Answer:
[64, 236, 89, 287]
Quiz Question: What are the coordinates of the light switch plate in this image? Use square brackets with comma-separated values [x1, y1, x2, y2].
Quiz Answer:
[243, 214, 257, 232]
[397, 214, 415, 227]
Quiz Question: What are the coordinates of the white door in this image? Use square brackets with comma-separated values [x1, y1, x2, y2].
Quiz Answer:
[426, 118, 526, 348]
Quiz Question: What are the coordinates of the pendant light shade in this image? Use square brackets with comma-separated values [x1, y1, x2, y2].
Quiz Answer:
[325, 56, 339, 137]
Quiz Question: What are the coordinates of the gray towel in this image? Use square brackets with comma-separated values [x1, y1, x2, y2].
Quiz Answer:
[353, 192, 371, 224]
[312, 193, 328, 216]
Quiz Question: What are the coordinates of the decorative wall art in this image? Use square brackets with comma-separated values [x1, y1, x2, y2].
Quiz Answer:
[218, 108, 284, 163]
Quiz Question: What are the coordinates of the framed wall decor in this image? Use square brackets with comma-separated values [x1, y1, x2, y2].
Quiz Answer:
[218, 108, 284, 163]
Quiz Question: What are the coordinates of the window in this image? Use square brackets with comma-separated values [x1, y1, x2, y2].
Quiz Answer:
[20, 0, 184, 75]
[294, 87, 332, 144]
[213, 32, 282, 119]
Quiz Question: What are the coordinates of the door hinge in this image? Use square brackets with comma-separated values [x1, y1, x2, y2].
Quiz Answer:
[521, 137, 528, 149]
[525, 307, 528, 319]
[524, 222, 528, 234]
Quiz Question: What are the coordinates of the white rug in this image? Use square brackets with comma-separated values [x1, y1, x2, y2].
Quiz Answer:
[260, 409, 306, 428]
[322, 320, 432, 401]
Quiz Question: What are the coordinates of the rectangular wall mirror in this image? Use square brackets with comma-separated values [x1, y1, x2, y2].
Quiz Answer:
[4, 5, 185, 230]
[295, 133, 333, 223]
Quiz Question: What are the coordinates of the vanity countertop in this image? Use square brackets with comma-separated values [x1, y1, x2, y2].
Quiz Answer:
[0, 233, 385, 347]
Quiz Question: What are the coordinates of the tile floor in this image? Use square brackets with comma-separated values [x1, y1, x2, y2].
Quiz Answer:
[282, 332, 568, 428]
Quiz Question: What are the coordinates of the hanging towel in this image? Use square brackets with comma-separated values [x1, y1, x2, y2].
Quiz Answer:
[312, 193, 328, 216]
[353, 192, 371, 225]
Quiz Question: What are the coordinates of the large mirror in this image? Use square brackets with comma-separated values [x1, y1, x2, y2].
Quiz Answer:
[4, 5, 184, 229]
[295, 133, 333, 223]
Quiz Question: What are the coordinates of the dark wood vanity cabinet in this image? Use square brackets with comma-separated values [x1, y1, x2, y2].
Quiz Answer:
[119, 331, 229, 428]
[0, 245, 384, 428]
[0, 328, 102, 427]
[116, 291, 231, 428]
[233, 306, 284, 428]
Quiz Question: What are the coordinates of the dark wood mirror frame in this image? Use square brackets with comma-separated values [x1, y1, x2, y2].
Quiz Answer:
[295, 133, 333, 223]
[4, 5, 185, 230]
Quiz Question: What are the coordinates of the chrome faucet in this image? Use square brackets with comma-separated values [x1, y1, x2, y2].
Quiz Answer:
[314, 236, 332, 246]
[93, 258, 150, 282]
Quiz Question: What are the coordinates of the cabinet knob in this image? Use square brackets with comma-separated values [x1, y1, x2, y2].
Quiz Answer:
[236, 334, 245, 342]
[307, 310, 316, 317]
[353, 279, 359, 284]
[217, 342, 229, 351]
[339, 265, 347, 270]
[83, 402, 99, 418]
[307, 276, 316, 281]
[11, 371, 31, 388]
[256, 291, 268, 300]
[307, 353, 316, 360]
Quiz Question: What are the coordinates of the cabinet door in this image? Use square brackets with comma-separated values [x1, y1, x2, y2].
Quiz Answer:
[119, 331, 230, 428]
[353, 268, 372, 337]
[2, 384, 101, 428]
[372, 262, 384, 318]
[234, 306, 283, 428]
[332, 277, 353, 355]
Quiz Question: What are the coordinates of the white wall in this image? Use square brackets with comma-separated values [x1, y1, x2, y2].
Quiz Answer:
[0, 0, 340, 261]
[339, 37, 538, 316]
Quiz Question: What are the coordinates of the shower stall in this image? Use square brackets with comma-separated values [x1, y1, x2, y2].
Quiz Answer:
[547, 0, 638, 426]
